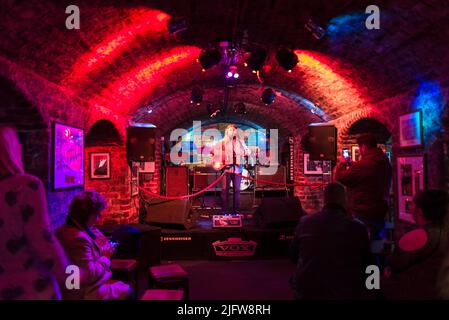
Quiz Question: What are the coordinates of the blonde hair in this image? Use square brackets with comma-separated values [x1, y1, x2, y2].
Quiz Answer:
[0, 126, 24, 175]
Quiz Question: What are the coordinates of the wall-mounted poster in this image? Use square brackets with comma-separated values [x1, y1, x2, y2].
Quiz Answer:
[397, 155, 426, 224]
[399, 110, 423, 148]
[53, 122, 84, 190]
[351, 145, 360, 162]
[89, 152, 111, 179]
[303, 153, 331, 175]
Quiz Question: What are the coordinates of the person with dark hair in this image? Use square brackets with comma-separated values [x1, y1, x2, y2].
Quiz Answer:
[56, 190, 131, 300]
[289, 182, 373, 299]
[0, 126, 68, 300]
[382, 189, 449, 299]
[335, 133, 392, 240]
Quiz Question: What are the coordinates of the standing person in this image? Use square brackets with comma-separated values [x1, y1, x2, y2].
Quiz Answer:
[56, 190, 131, 300]
[212, 124, 250, 213]
[289, 182, 373, 300]
[335, 133, 392, 239]
[382, 190, 449, 299]
[0, 125, 68, 300]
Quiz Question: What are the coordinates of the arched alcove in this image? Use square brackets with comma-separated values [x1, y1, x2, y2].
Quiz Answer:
[86, 119, 122, 146]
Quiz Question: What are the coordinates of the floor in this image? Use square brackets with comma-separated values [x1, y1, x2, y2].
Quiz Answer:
[169, 259, 296, 300]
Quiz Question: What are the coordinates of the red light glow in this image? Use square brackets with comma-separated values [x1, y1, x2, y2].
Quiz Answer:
[64, 8, 170, 86]
[90, 46, 201, 113]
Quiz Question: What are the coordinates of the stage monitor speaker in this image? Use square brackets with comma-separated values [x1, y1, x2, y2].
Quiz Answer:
[127, 126, 156, 162]
[254, 196, 303, 228]
[143, 197, 193, 229]
[165, 166, 189, 196]
[308, 125, 337, 161]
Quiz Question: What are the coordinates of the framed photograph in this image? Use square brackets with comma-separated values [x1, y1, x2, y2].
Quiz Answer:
[303, 153, 331, 175]
[89, 152, 111, 179]
[399, 110, 423, 148]
[52, 122, 84, 190]
[397, 155, 426, 224]
[351, 145, 360, 162]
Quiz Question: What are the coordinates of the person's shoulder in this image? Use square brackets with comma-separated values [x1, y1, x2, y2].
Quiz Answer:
[398, 228, 428, 252]
[57, 224, 91, 244]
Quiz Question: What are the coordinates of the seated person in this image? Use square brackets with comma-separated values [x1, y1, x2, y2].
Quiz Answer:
[56, 190, 131, 300]
[382, 190, 449, 300]
[289, 182, 373, 300]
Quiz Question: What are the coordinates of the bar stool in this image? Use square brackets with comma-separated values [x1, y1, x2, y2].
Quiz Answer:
[149, 264, 189, 300]
[111, 259, 138, 298]
[140, 289, 184, 300]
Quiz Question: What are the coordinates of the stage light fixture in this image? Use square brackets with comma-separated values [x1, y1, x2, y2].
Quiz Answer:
[198, 48, 222, 70]
[167, 17, 188, 34]
[190, 87, 204, 105]
[275, 48, 298, 72]
[261, 88, 276, 105]
[233, 102, 246, 115]
[225, 65, 239, 79]
[304, 18, 326, 40]
[246, 48, 267, 72]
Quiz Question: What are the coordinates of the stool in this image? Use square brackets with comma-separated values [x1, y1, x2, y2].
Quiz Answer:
[149, 264, 189, 300]
[111, 259, 138, 298]
[140, 289, 184, 300]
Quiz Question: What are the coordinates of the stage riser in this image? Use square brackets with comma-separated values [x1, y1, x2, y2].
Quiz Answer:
[160, 229, 295, 260]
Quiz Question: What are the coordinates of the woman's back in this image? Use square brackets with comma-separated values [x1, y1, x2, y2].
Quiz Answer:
[0, 174, 67, 300]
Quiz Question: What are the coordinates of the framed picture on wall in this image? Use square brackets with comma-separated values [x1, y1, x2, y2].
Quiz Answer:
[52, 122, 84, 190]
[399, 110, 423, 148]
[89, 152, 111, 179]
[397, 155, 426, 224]
[303, 153, 331, 175]
[351, 145, 360, 162]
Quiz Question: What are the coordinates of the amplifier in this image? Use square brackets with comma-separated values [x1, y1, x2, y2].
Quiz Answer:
[255, 165, 287, 189]
[193, 172, 221, 191]
[212, 215, 243, 228]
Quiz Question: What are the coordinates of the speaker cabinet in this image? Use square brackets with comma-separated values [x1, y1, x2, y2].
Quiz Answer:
[143, 197, 192, 229]
[165, 166, 189, 196]
[308, 125, 337, 161]
[127, 126, 155, 162]
[254, 196, 304, 228]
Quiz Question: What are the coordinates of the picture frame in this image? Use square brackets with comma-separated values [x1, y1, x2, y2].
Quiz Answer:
[399, 110, 423, 148]
[52, 122, 84, 190]
[397, 155, 426, 224]
[351, 145, 360, 162]
[303, 153, 331, 175]
[89, 152, 111, 179]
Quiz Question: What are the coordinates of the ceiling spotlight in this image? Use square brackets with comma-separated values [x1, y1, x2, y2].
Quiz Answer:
[246, 47, 267, 72]
[167, 17, 188, 34]
[261, 88, 276, 105]
[190, 87, 204, 105]
[198, 48, 222, 70]
[275, 48, 298, 72]
[305, 18, 326, 40]
[233, 102, 246, 115]
[206, 103, 221, 118]
[226, 66, 239, 79]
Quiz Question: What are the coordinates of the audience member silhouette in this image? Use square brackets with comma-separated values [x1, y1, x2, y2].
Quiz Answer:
[382, 189, 449, 299]
[56, 190, 131, 300]
[0, 125, 68, 300]
[290, 182, 373, 299]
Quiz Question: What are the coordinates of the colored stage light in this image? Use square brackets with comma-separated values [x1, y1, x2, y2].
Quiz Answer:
[276, 48, 298, 72]
[261, 88, 276, 105]
[199, 48, 222, 70]
[246, 47, 267, 72]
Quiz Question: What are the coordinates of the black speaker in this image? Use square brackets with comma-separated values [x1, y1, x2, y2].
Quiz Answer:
[143, 197, 193, 229]
[308, 125, 337, 161]
[254, 196, 303, 228]
[127, 126, 156, 162]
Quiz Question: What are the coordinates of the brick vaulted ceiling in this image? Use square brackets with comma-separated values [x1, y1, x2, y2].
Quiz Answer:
[1, 0, 449, 133]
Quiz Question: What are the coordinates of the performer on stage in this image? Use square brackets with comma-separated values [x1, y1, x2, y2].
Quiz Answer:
[212, 124, 251, 213]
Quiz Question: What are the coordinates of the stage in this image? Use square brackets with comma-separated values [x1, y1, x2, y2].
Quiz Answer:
[159, 216, 296, 261]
